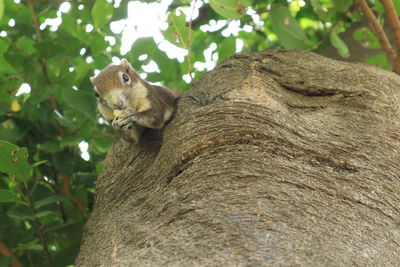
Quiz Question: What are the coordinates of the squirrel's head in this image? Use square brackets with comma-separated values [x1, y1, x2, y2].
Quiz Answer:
[90, 59, 141, 110]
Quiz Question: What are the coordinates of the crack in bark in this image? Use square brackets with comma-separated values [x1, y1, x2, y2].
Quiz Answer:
[282, 84, 354, 97]
[258, 65, 284, 77]
[264, 53, 285, 63]
[286, 103, 325, 111]
[308, 156, 359, 173]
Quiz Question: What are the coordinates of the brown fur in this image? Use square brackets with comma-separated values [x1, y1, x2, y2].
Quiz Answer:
[90, 59, 177, 143]
[91, 60, 141, 96]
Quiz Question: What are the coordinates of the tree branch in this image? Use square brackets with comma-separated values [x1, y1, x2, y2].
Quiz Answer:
[33, 0, 93, 4]
[26, 0, 66, 138]
[186, 0, 198, 80]
[355, 0, 397, 71]
[60, 174, 85, 212]
[380, 0, 400, 71]
[2, 38, 30, 57]
[380, 0, 400, 51]
[39, 176, 85, 213]
[27, 0, 42, 41]
[16, 181, 55, 267]
[0, 242, 23, 267]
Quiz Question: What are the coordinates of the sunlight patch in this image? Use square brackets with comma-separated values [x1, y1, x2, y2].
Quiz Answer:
[16, 83, 31, 96]
[79, 141, 90, 161]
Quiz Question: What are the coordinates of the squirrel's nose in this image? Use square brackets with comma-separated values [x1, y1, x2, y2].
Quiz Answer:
[118, 94, 127, 110]
[114, 100, 126, 110]
[119, 100, 127, 110]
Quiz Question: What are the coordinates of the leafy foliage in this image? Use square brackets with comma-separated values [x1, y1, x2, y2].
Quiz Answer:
[0, 0, 391, 265]
[209, 0, 252, 19]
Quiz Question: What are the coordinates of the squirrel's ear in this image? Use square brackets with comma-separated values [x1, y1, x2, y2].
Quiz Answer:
[90, 76, 95, 84]
[120, 58, 133, 72]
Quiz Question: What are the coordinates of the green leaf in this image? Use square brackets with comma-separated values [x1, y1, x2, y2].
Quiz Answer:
[35, 210, 57, 218]
[153, 51, 179, 82]
[38, 140, 60, 152]
[366, 53, 391, 70]
[16, 38, 35, 55]
[62, 89, 97, 120]
[90, 34, 108, 56]
[3, 0, 31, 24]
[0, 0, 4, 24]
[91, 0, 113, 29]
[33, 40, 60, 59]
[310, 0, 333, 21]
[74, 59, 91, 86]
[329, 32, 349, 58]
[353, 27, 380, 49]
[270, 6, 311, 49]
[61, 12, 78, 38]
[162, 11, 192, 49]
[52, 151, 76, 174]
[45, 220, 81, 233]
[91, 136, 113, 154]
[310, 0, 322, 10]
[175, 0, 192, 4]
[15, 240, 43, 251]
[335, 0, 353, 12]
[130, 38, 158, 58]
[0, 140, 32, 181]
[7, 206, 32, 220]
[0, 120, 22, 143]
[34, 195, 70, 209]
[129, 38, 180, 81]
[217, 37, 236, 62]
[73, 172, 97, 187]
[60, 136, 82, 148]
[113, 1, 128, 21]
[0, 189, 22, 203]
[0, 256, 12, 267]
[0, 56, 16, 74]
[0, 39, 8, 56]
[373, 1, 400, 14]
[93, 54, 111, 69]
[33, 160, 47, 167]
[209, 0, 252, 19]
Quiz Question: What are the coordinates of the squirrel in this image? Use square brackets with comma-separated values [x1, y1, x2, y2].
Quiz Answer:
[90, 59, 177, 144]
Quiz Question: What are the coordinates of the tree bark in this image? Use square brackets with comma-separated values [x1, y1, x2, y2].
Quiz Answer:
[76, 50, 400, 266]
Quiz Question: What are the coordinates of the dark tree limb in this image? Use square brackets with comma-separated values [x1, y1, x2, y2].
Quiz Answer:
[0, 242, 23, 267]
[355, 0, 397, 71]
[381, 0, 400, 54]
[380, 0, 400, 72]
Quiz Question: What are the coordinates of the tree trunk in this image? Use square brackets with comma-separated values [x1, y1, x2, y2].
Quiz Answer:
[76, 50, 400, 266]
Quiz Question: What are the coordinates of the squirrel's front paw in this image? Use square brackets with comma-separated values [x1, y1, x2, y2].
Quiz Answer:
[112, 111, 144, 144]
[112, 115, 130, 130]
[113, 121, 144, 144]
[112, 110, 137, 130]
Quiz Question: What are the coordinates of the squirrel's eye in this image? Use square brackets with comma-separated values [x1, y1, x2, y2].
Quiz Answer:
[122, 73, 129, 83]
[94, 91, 100, 98]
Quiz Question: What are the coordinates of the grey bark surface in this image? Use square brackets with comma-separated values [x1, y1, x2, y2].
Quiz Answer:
[76, 50, 400, 266]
